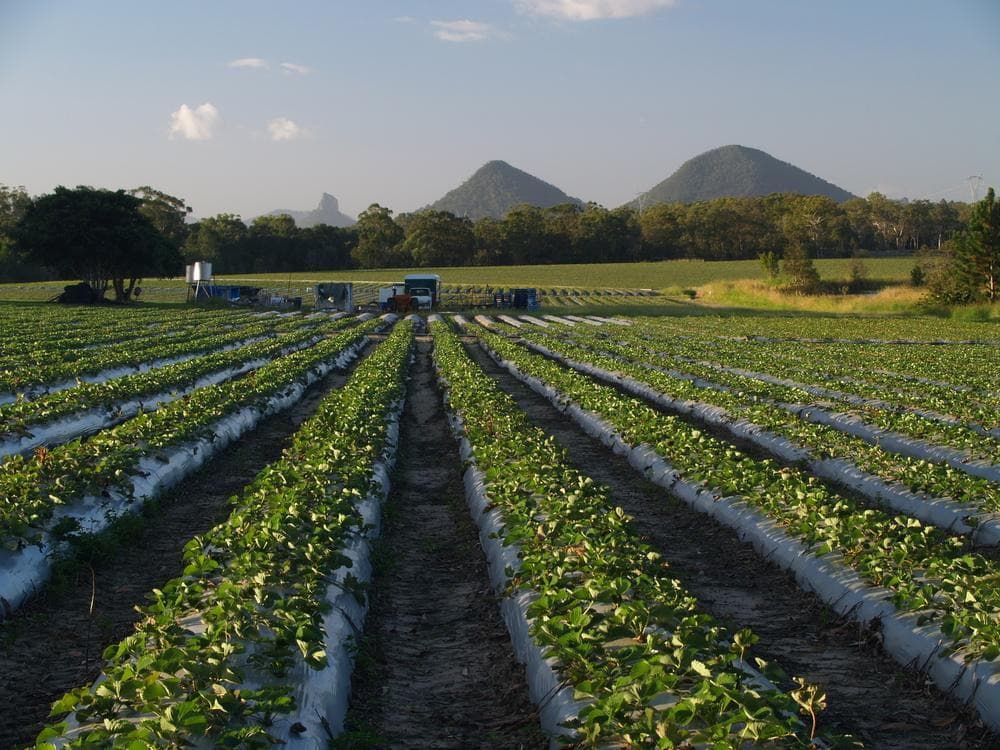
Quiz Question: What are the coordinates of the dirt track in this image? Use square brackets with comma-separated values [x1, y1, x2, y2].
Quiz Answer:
[466, 336, 997, 750]
[343, 338, 545, 749]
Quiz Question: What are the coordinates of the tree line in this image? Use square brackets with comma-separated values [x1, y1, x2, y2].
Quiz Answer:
[184, 192, 971, 271]
[0, 183, 995, 304]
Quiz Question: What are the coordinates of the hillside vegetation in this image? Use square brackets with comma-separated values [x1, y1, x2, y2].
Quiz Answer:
[427, 160, 582, 219]
[637, 144, 856, 205]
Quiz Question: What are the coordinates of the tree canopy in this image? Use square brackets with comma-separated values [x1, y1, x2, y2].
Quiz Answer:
[14, 186, 181, 302]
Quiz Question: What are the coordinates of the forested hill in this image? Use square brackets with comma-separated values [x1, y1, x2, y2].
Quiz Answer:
[636, 145, 856, 205]
[428, 160, 583, 219]
[265, 193, 355, 227]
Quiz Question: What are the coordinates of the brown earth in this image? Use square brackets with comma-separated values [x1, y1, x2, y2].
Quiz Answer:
[343, 338, 546, 749]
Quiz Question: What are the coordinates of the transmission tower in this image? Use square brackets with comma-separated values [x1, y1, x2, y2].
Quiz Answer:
[968, 175, 983, 203]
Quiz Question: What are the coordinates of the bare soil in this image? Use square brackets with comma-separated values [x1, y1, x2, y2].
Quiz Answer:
[465, 337, 999, 750]
[0, 341, 377, 750]
[343, 338, 545, 749]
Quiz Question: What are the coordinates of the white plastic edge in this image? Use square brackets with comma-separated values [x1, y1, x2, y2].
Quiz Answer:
[0, 338, 369, 619]
[523, 340, 1000, 544]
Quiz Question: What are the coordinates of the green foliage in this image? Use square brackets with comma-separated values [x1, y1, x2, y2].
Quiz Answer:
[400, 209, 475, 266]
[910, 264, 925, 287]
[954, 187, 1000, 302]
[352, 204, 406, 268]
[779, 244, 821, 294]
[35, 321, 413, 747]
[14, 186, 182, 302]
[759, 250, 780, 279]
[432, 321, 824, 746]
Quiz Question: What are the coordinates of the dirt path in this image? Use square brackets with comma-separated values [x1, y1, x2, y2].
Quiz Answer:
[0, 339, 379, 750]
[465, 338, 997, 750]
[343, 338, 545, 749]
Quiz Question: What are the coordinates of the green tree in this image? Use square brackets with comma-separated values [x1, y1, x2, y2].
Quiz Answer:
[129, 186, 192, 247]
[759, 251, 780, 280]
[402, 210, 474, 267]
[953, 187, 999, 302]
[780, 243, 821, 294]
[638, 202, 684, 260]
[183, 213, 248, 267]
[0, 185, 44, 281]
[472, 217, 504, 265]
[15, 186, 181, 302]
[352, 204, 405, 268]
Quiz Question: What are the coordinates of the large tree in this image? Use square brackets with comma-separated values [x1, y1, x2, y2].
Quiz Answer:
[954, 187, 1000, 302]
[352, 204, 405, 268]
[402, 210, 474, 267]
[15, 186, 181, 302]
[0, 184, 42, 281]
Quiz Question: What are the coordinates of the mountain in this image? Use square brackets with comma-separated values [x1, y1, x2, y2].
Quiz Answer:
[635, 145, 856, 206]
[265, 193, 355, 227]
[428, 160, 583, 219]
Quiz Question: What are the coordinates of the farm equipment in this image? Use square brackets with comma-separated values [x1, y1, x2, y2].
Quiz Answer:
[315, 282, 353, 312]
[404, 274, 440, 310]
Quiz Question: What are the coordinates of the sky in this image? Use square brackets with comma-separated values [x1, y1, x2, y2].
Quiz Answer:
[1, 0, 998, 220]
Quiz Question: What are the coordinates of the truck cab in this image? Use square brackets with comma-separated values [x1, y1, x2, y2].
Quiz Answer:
[403, 274, 441, 310]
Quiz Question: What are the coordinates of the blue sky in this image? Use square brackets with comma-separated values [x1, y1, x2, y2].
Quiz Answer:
[1, 0, 998, 220]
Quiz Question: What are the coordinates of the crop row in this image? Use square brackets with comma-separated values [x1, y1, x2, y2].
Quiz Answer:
[0, 306, 255, 352]
[0, 319, 381, 546]
[534, 319, 1000, 472]
[36, 320, 413, 748]
[623, 330, 999, 461]
[644, 330, 1000, 437]
[506, 322, 1000, 520]
[473, 326, 1000, 672]
[431, 321, 824, 747]
[0, 316, 356, 448]
[643, 318, 1000, 411]
[0, 314, 319, 398]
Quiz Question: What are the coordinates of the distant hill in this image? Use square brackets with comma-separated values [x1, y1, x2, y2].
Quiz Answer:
[428, 160, 583, 219]
[265, 193, 355, 227]
[635, 145, 856, 206]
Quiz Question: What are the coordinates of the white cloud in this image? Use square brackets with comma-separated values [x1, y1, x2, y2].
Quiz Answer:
[168, 102, 219, 141]
[267, 117, 304, 141]
[280, 61, 313, 75]
[513, 0, 675, 20]
[228, 57, 269, 69]
[431, 19, 498, 42]
[393, 15, 415, 23]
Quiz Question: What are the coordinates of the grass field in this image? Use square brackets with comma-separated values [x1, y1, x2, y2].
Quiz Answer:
[0, 257, 918, 304]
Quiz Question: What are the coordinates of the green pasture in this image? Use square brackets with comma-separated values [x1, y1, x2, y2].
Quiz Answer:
[0, 257, 916, 304]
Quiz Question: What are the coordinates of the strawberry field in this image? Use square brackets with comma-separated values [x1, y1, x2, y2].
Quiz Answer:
[0, 302, 997, 748]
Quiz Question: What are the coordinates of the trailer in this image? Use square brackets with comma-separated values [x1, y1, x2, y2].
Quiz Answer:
[315, 282, 353, 312]
[403, 274, 441, 310]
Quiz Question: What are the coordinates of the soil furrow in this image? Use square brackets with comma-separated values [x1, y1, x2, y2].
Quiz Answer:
[464, 337, 997, 750]
[343, 338, 545, 749]
[0, 336, 380, 750]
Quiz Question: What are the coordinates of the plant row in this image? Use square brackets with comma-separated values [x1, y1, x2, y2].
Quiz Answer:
[35, 320, 413, 748]
[0, 312, 316, 396]
[431, 321, 827, 747]
[0, 316, 356, 441]
[640, 320, 999, 433]
[0, 306, 255, 353]
[630, 334, 999, 461]
[508, 323, 1000, 518]
[0, 319, 381, 544]
[474, 326, 1000, 666]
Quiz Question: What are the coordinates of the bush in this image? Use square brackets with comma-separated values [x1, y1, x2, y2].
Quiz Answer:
[780, 244, 820, 294]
